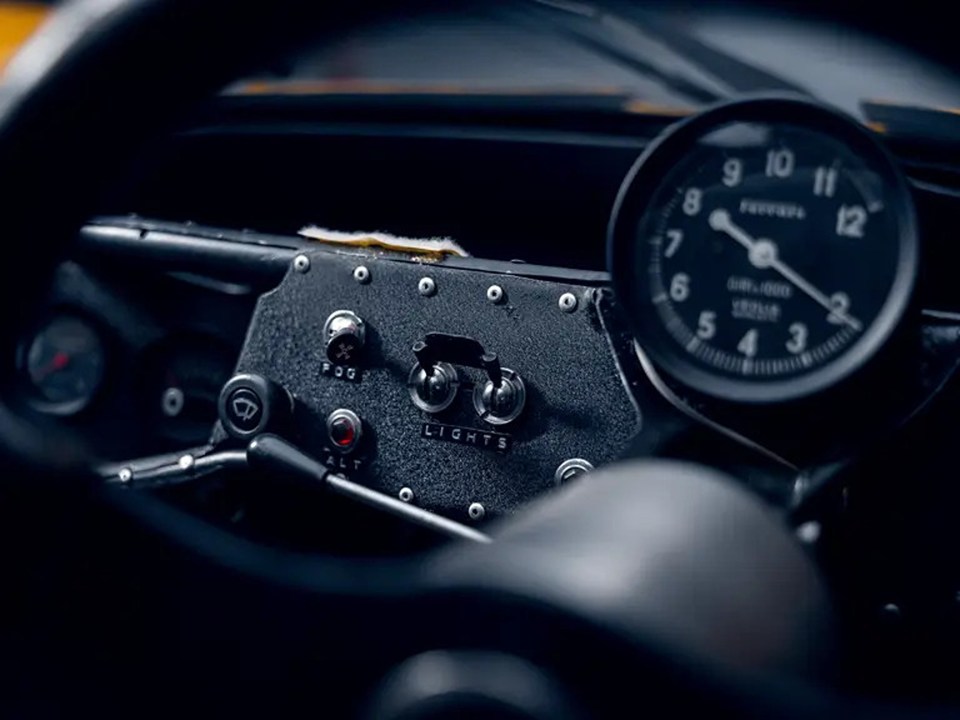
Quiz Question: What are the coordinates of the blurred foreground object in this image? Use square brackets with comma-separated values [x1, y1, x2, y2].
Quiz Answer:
[0, 2, 49, 71]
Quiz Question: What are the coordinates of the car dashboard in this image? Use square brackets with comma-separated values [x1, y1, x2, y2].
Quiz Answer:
[14, 79, 960, 701]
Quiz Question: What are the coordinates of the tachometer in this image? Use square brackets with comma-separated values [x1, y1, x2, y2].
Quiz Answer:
[609, 97, 918, 402]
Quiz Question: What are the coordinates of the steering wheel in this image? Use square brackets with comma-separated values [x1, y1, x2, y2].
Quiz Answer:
[0, 2, 947, 718]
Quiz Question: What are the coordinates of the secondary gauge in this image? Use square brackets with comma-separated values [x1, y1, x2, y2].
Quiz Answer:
[608, 97, 918, 403]
[21, 314, 107, 415]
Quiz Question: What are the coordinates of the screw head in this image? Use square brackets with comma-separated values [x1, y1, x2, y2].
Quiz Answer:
[178, 454, 195, 471]
[796, 521, 821, 544]
[418, 277, 437, 297]
[353, 266, 371, 284]
[399, 487, 415, 503]
[161, 387, 185, 417]
[559, 292, 578, 313]
[554, 458, 594, 485]
[487, 285, 505, 304]
[118, 467, 133, 484]
[880, 603, 902, 620]
[468, 502, 486, 521]
[293, 254, 310, 273]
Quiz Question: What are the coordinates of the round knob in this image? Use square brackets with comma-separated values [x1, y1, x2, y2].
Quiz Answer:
[408, 362, 460, 413]
[324, 310, 365, 365]
[217, 373, 293, 440]
[473, 368, 526, 426]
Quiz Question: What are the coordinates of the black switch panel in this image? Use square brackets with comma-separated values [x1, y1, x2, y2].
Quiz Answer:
[226, 250, 641, 521]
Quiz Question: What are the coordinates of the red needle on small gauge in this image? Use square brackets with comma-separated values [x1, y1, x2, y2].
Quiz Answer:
[35, 351, 70, 380]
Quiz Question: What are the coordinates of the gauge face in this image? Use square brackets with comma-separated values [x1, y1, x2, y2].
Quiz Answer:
[610, 98, 918, 402]
[23, 315, 106, 415]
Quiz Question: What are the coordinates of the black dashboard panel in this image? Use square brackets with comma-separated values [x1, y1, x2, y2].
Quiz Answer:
[222, 248, 640, 520]
[104, 96, 654, 273]
[100, 96, 960, 317]
[118, 131, 641, 271]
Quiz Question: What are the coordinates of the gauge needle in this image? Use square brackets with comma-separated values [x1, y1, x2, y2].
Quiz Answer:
[35, 351, 70, 380]
[708, 209, 862, 332]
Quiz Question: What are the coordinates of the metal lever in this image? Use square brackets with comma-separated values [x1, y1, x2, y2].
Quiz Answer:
[103, 436, 491, 544]
[248, 435, 491, 543]
[413, 333, 503, 388]
[100, 445, 247, 489]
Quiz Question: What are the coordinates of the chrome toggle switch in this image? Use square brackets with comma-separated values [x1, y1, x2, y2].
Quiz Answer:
[473, 368, 526, 426]
[408, 362, 460, 413]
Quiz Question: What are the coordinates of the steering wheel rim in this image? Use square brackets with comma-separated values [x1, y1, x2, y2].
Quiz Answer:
[0, 0, 403, 473]
[0, 2, 942, 717]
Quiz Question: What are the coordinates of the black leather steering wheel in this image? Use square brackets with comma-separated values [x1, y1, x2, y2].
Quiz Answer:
[0, 2, 948, 718]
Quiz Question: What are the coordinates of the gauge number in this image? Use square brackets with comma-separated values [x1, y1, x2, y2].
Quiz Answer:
[632, 118, 907, 387]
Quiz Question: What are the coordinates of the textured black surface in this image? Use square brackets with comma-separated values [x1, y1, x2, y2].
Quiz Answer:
[231, 250, 641, 521]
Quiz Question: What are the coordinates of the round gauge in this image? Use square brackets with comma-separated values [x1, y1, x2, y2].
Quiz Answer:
[22, 315, 106, 415]
[609, 97, 918, 403]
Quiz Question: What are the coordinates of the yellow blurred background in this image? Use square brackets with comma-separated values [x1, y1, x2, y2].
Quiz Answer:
[0, 2, 49, 70]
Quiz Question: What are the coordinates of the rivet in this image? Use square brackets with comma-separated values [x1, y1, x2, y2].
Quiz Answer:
[796, 521, 821, 544]
[881, 603, 901, 619]
[487, 285, 505, 304]
[559, 292, 578, 313]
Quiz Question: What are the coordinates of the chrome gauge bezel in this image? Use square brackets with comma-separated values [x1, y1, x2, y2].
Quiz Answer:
[608, 96, 919, 403]
[17, 312, 108, 417]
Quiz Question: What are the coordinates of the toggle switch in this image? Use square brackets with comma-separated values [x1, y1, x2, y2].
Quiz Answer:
[408, 362, 460, 413]
[473, 368, 526, 426]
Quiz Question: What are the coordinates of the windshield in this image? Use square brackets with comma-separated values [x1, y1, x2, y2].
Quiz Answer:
[229, 2, 960, 119]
